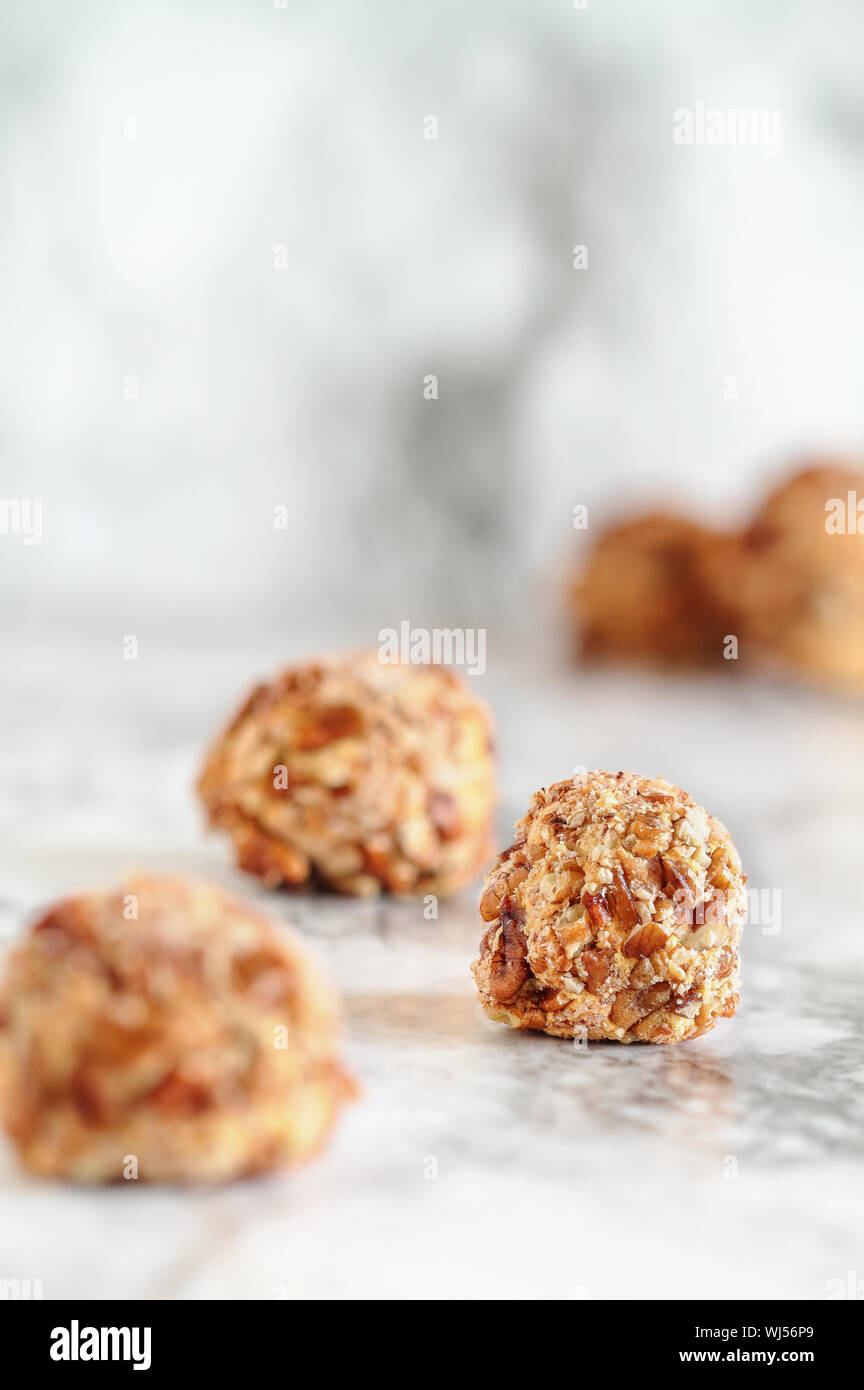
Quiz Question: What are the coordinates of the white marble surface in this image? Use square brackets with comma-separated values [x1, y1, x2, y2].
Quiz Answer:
[1, 639, 862, 1300]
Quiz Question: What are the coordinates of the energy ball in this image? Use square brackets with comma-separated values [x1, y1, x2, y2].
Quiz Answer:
[708, 462, 864, 690]
[472, 771, 746, 1044]
[0, 877, 355, 1182]
[198, 654, 496, 896]
[572, 512, 734, 665]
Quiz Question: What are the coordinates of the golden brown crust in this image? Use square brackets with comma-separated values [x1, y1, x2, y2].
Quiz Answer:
[0, 877, 355, 1182]
[472, 771, 747, 1044]
[572, 513, 736, 666]
[198, 653, 496, 896]
[702, 462, 864, 690]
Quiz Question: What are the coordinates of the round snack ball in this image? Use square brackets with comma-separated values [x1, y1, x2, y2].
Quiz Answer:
[572, 512, 734, 665]
[0, 877, 355, 1182]
[705, 462, 864, 690]
[472, 771, 746, 1044]
[198, 653, 496, 896]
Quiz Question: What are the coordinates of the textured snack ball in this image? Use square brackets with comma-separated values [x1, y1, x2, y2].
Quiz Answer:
[0, 877, 355, 1182]
[472, 771, 746, 1043]
[198, 653, 496, 896]
[572, 512, 735, 666]
[701, 462, 864, 690]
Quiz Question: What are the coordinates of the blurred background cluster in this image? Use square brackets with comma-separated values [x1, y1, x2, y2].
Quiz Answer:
[2, 0, 864, 652]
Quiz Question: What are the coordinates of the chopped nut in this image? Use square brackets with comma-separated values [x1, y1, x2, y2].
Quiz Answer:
[622, 921, 668, 957]
[479, 880, 505, 922]
[487, 901, 530, 1003]
[608, 865, 639, 929]
[716, 946, 735, 979]
[580, 948, 615, 992]
[582, 889, 612, 929]
[479, 863, 528, 921]
[427, 790, 462, 842]
[294, 704, 364, 750]
[662, 858, 696, 921]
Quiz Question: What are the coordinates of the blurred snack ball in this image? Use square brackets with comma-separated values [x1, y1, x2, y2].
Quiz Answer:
[198, 653, 496, 896]
[472, 771, 746, 1044]
[572, 512, 736, 666]
[703, 461, 864, 690]
[0, 877, 355, 1182]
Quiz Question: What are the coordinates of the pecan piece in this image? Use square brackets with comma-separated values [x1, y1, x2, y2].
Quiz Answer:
[33, 901, 97, 949]
[580, 947, 614, 992]
[582, 888, 612, 929]
[669, 982, 701, 1014]
[641, 854, 664, 890]
[232, 949, 295, 1006]
[609, 989, 641, 1029]
[534, 985, 566, 1011]
[236, 825, 309, 887]
[622, 921, 668, 957]
[361, 842, 414, 892]
[70, 1070, 112, 1126]
[610, 982, 672, 1029]
[710, 845, 734, 891]
[479, 865, 528, 921]
[294, 704, 363, 751]
[620, 850, 663, 893]
[662, 858, 696, 923]
[148, 1070, 213, 1116]
[631, 813, 661, 834]
[487, 899, 530, 1003]
[636, 982, 672, 1013]
[479, 879, 506, 922]
[493, 836, 528, 869]
[608, 866, 639, 930]
[427, 790, 462, 841]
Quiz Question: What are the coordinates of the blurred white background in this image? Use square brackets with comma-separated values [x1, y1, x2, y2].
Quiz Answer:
[2, 0, 864, 647]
